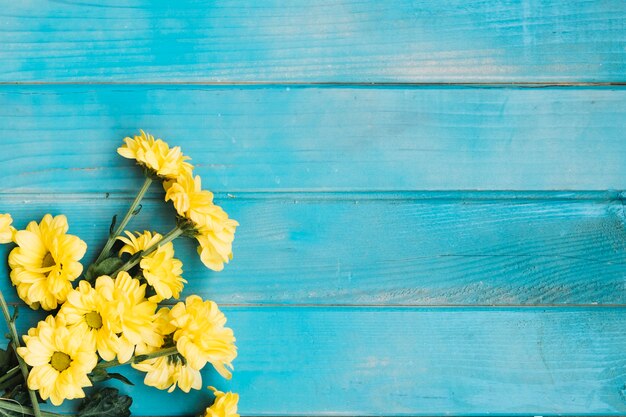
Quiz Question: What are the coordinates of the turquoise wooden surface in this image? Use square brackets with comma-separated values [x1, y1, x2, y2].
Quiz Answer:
[1, 1, 626, 416]
[0, 86, 625, 192]
[1, 193, 626, 306]
[13, 307, 626, 416]
[1, 1, 625, 82]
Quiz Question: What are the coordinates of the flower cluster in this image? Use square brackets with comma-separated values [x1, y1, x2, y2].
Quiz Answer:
[120, 130, 239, 272]
[0, 132, 239, 417]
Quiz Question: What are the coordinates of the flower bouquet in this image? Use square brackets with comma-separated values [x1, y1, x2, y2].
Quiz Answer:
[0, 131, 240, 417]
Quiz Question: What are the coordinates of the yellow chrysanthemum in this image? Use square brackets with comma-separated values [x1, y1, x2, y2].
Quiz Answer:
[8, 214, 87, 310]
[57, 280, 122, 361]
[17, 315, 97, 406]
[204, 387, 240, 417]
[118, 231, 186, 301]
[118, 130, 193, 180]
[164, 174, 216, 226]
[164, 174, 238, 271]
[0, 213, 15, 243]
[135, 353, 202, 393]
[132, 308, 202, 393]
[170, 295, 237, 379]
[196, 216, 238, 272]
[95, 271, 161, 362]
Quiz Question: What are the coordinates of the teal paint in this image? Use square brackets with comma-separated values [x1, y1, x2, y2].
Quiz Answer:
[0, 193, 625, 306]
[0, 85, 625, 192]
[8, 307, 626, 416]
[0, 1, 625, 82]
[0, 1, 624, 415]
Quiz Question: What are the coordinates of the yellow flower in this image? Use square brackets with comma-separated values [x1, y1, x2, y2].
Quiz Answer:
[118, 130, 193, 180]
[135, 353, 202, 393]
[164, 174, 238, 271]
[57, 280, 121, 361]
[95, 272, 161, 362]
[17, 315, 97, 406]
[196, 216, 238, 272]
[8, 214, 87, 310]
[164, 174, 215, 226]
[118, 231, 186, 301]
[204, 387, 240, 417]
[0, 213, 15, 243]
[170, 295, 237, 379]
[132, 308, 202, 393]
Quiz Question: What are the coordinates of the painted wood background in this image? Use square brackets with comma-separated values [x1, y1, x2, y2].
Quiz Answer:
[1, 1, 625, 416]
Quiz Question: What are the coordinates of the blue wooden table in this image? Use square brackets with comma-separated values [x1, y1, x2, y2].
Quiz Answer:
[1, 1, 625, 415]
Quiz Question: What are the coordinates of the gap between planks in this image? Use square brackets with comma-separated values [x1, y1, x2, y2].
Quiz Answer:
[0, 81, 625, 88]
[114, 413, 626, 417]
[237, 411, 626, 417]
[7, 303, 626, 308]
[0, 190, 624, 202]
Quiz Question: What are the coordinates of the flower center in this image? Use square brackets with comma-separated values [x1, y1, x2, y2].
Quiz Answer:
[42, 252, 56, 268]
[85, 311, 103, 329]
[50, 351, 71, 372]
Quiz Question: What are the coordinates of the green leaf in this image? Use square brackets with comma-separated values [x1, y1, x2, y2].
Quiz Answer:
[132, 204, 142, 216]
[88, 367, 109, 383]
[0, 408, 19, 417]
[96, 257, 125, 275]
[78, 387, 132, 417]
[85, 257, 125, 282]
[89, 368, 134, 386]
[84, 263, 97, 282]
[109, 214, 118, 238]
[10, 305, 18, 322]
[107, 373, 134, 386]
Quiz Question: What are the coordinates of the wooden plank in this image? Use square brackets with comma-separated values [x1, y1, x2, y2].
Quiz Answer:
[8, 306, 626, 416]
[1, 1, 625, 82]
[1, 192, 624, 306]
[1, 85, 625, 192]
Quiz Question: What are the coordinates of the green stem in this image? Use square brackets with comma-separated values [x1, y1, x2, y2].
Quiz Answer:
[0, 291, 42, 417]
[0, 400, 70, 417]
[95, 346, 179, 370]
[95, 176, 152, 264]
[111, 226, 184, 276]
[0, 366, 19, 386]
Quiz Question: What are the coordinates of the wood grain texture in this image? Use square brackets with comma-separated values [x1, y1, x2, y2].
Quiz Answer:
[8, 306, 626, 416]
[1, 85, 625, 192]
[1, 192, 624, 306]
[2, 2, 625, 415]
[1, 1, 625, 82]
